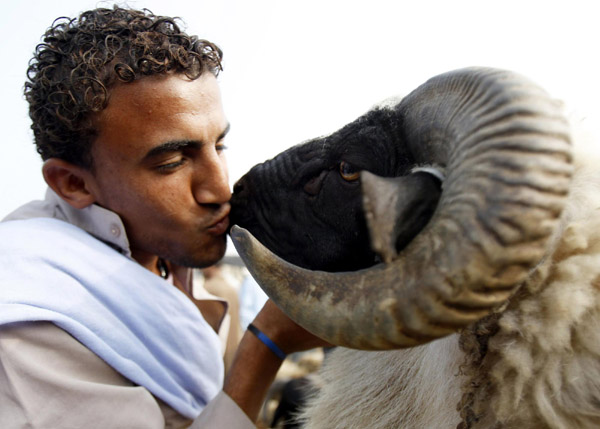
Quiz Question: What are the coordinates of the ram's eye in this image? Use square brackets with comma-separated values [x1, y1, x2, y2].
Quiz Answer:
[339, 161, 360, 181]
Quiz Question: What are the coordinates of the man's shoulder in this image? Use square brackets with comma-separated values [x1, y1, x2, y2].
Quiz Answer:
[0, 217, 100, 252]
[2, 189, 132, 257]
[0, 321, 127, 381]
[0, 321, 181, 428]
[0, 217, 99, 243]
[2, 216, 80, 232]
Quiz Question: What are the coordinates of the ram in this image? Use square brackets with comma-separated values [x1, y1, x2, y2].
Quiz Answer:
[229, 67, 600, 428]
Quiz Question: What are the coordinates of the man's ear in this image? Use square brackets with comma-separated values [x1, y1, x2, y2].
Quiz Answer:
[42, 158, 97, 209]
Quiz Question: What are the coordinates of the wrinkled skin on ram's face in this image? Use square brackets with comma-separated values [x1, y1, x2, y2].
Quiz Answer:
[229, 106, 441, 272]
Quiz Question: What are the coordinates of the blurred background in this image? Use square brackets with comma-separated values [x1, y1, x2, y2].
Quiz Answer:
[1, 0, 598, 236]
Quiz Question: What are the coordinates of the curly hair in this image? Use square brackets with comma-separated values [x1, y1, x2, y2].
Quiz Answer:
[25, 6, 223, 169]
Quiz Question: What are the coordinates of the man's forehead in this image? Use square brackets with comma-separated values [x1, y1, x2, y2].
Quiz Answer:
[93, 77, 219, 145]
[98, 73, 220, 119]
[90, 72, 225, 159]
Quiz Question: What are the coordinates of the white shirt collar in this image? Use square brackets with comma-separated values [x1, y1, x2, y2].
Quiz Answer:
[3, 188, 131, 258]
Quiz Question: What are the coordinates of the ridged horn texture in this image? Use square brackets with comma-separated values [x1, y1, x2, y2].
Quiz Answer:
[231, 67, 573, 350]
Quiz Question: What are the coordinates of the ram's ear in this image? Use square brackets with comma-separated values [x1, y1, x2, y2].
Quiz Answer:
[42, 158, 96, 209]
[362, 170, 442, 263]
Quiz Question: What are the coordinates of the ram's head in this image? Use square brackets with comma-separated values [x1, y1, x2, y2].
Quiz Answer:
[229, 67, 573, 350]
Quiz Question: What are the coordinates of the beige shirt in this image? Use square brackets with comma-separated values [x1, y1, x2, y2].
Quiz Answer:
[0, 189, 254, 428]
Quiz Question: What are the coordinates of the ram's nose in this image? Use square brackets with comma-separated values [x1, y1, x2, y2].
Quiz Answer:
[228, 177, 251, 231]
[232, 178, 245, 196]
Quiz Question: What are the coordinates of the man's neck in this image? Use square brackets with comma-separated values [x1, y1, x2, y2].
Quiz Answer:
[131, 250, 161, 277]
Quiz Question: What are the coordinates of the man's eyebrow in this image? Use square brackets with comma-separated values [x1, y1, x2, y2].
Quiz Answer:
[143, 140, 202, 160]
[143, 123, 231, 160]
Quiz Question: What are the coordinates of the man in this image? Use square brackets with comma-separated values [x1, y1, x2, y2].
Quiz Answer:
[0, 6, 326, 427]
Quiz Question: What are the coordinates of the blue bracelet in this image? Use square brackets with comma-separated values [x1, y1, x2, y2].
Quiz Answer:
[247, 323, 287, 360]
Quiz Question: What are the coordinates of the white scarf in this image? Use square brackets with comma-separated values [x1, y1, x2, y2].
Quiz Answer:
[0, 218, 223, 418]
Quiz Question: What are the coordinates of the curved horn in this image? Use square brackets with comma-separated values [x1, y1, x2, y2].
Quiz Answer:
[231, 67, 573, 350]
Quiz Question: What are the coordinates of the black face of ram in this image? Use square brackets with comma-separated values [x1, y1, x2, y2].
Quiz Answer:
[229, 107, 417, 272]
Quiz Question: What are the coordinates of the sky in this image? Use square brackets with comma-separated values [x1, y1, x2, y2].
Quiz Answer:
[1, 0, 598, 225]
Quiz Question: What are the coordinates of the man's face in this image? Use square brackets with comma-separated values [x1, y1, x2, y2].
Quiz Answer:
[87, 72, 231, 270]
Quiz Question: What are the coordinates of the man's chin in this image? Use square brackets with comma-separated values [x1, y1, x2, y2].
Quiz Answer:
[177, 239, 227, 269]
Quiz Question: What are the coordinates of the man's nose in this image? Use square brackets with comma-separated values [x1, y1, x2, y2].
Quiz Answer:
[193, 154, 231, 205]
